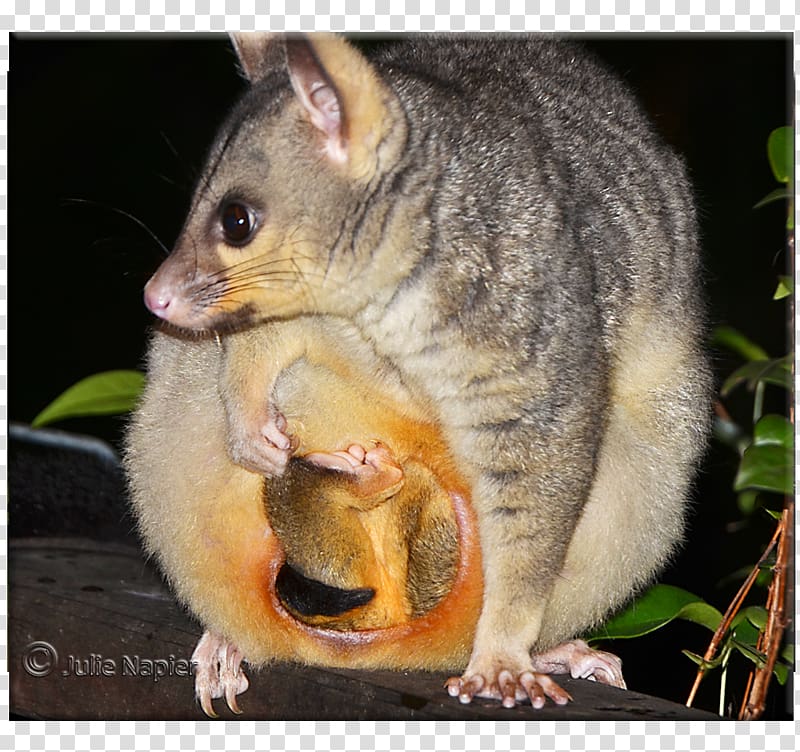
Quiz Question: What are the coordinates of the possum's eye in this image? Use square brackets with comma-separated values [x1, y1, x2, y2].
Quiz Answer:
[220, 201, 257, 246]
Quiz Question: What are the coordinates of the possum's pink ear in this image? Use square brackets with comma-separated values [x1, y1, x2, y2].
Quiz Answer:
[285, 34, 400, 179]
[230, 32, 285, 82]
[285, 36, 346, 161]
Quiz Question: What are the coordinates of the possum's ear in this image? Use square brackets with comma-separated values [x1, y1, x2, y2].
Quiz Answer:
[285, 34, 398, 178]
[230, 32, 285, 82]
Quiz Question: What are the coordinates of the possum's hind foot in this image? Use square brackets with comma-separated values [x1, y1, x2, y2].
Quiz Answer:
[531, 639, 626, 688]
[445, 640, 624, 708]
[191, 630, 250, 717]
[445, 660, 572, 709]
[305, 442, 404, 501]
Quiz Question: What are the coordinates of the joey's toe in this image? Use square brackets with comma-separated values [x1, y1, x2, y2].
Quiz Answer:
[346, 444, 367, 462]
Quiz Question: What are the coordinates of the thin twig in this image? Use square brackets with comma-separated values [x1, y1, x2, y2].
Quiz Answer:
[685, 518, 784, 709]
[738, 500, 792, 720]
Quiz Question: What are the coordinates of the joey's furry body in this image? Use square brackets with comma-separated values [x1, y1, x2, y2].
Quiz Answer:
[133, 34, 712, 708]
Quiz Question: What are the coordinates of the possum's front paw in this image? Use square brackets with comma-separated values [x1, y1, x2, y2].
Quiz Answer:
[445, 656, 572, 709]
[226, 407, 296, 477]
[191, 630, 250, 717]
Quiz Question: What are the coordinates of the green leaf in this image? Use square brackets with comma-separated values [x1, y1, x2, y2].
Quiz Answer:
[737, 489, 759, 515]
[682, 649, 724, 671]
[773, 275, 793, 300]
[586, 584, 722, 642]
[734, 415, 794, 496]
[753, 187, 792, 210]
[734, 445, 793, 495]
[767, 126, 793, 184]
[744, 606, 768, 630]
[731, 606, 768, 633]
[720, 357, 792, 397]
[729, 628, 792, 684]
[718, 562, 774, 589]
[32, 370, 146, 428]
[752, 414, 793, 448]
[731, 638, 767, 668]
[711, 326, 769, 362]
[772, 662, 789, 685]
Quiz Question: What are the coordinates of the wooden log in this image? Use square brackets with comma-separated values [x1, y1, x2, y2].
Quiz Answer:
[9, 536, 717, 720]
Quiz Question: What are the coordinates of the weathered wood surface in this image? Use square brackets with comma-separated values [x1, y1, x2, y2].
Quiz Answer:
[9, 537, 718, 721]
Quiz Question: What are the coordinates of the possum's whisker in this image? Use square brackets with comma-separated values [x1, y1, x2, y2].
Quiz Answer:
[194, 273, 311, 307]
[219, 263, 310, 285]
[290, 254, 318, 311]
[219, 260, 312, 282]
[222, 277, 311, 296]
[157, 130, 204, 193]
[219, 258, 338, 287]
[228, 266, 332, 285]
[202, 258, 273, 283]
[203, 252, 323, 286]
[61, 197, 171, 257]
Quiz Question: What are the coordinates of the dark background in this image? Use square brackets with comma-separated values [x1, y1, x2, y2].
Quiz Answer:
[8, 33, 794, 718]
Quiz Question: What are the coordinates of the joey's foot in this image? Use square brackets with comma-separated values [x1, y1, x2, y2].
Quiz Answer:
[531, 639, 626, 689]
[191, 630, 250, 718]
[445, 657, 572, 709]
[228, 408, 296, 477]
[305, 442, 404, 500]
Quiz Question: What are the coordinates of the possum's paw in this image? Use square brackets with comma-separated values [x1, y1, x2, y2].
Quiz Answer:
[305, 442, 404, 502]
[191, 630, 250, 718]
[445, 656, 572, 709]
[531, 639, 626, 689]
[445, 641, 625, 708]
[227, 407, 296, 477]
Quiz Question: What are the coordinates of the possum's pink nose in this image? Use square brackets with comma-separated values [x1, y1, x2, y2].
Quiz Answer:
[143, 267, 211, 330]
[143, 279, 174, 320]
[143, 274, 200, 328]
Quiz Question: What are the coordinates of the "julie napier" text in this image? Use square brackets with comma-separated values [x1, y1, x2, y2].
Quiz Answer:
[61, 654, 193, 682]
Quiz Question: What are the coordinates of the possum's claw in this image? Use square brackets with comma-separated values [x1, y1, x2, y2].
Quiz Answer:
[191, 630, 250, 717]
[530, 639, 626, 689]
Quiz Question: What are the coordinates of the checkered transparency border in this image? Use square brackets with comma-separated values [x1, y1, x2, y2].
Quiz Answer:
[2, 719, 800, 750]
[1, 1, 800, 31]
[0, 2, 797, 750]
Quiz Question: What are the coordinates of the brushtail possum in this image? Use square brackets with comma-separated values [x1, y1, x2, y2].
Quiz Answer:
[131, 33, 711, 710]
